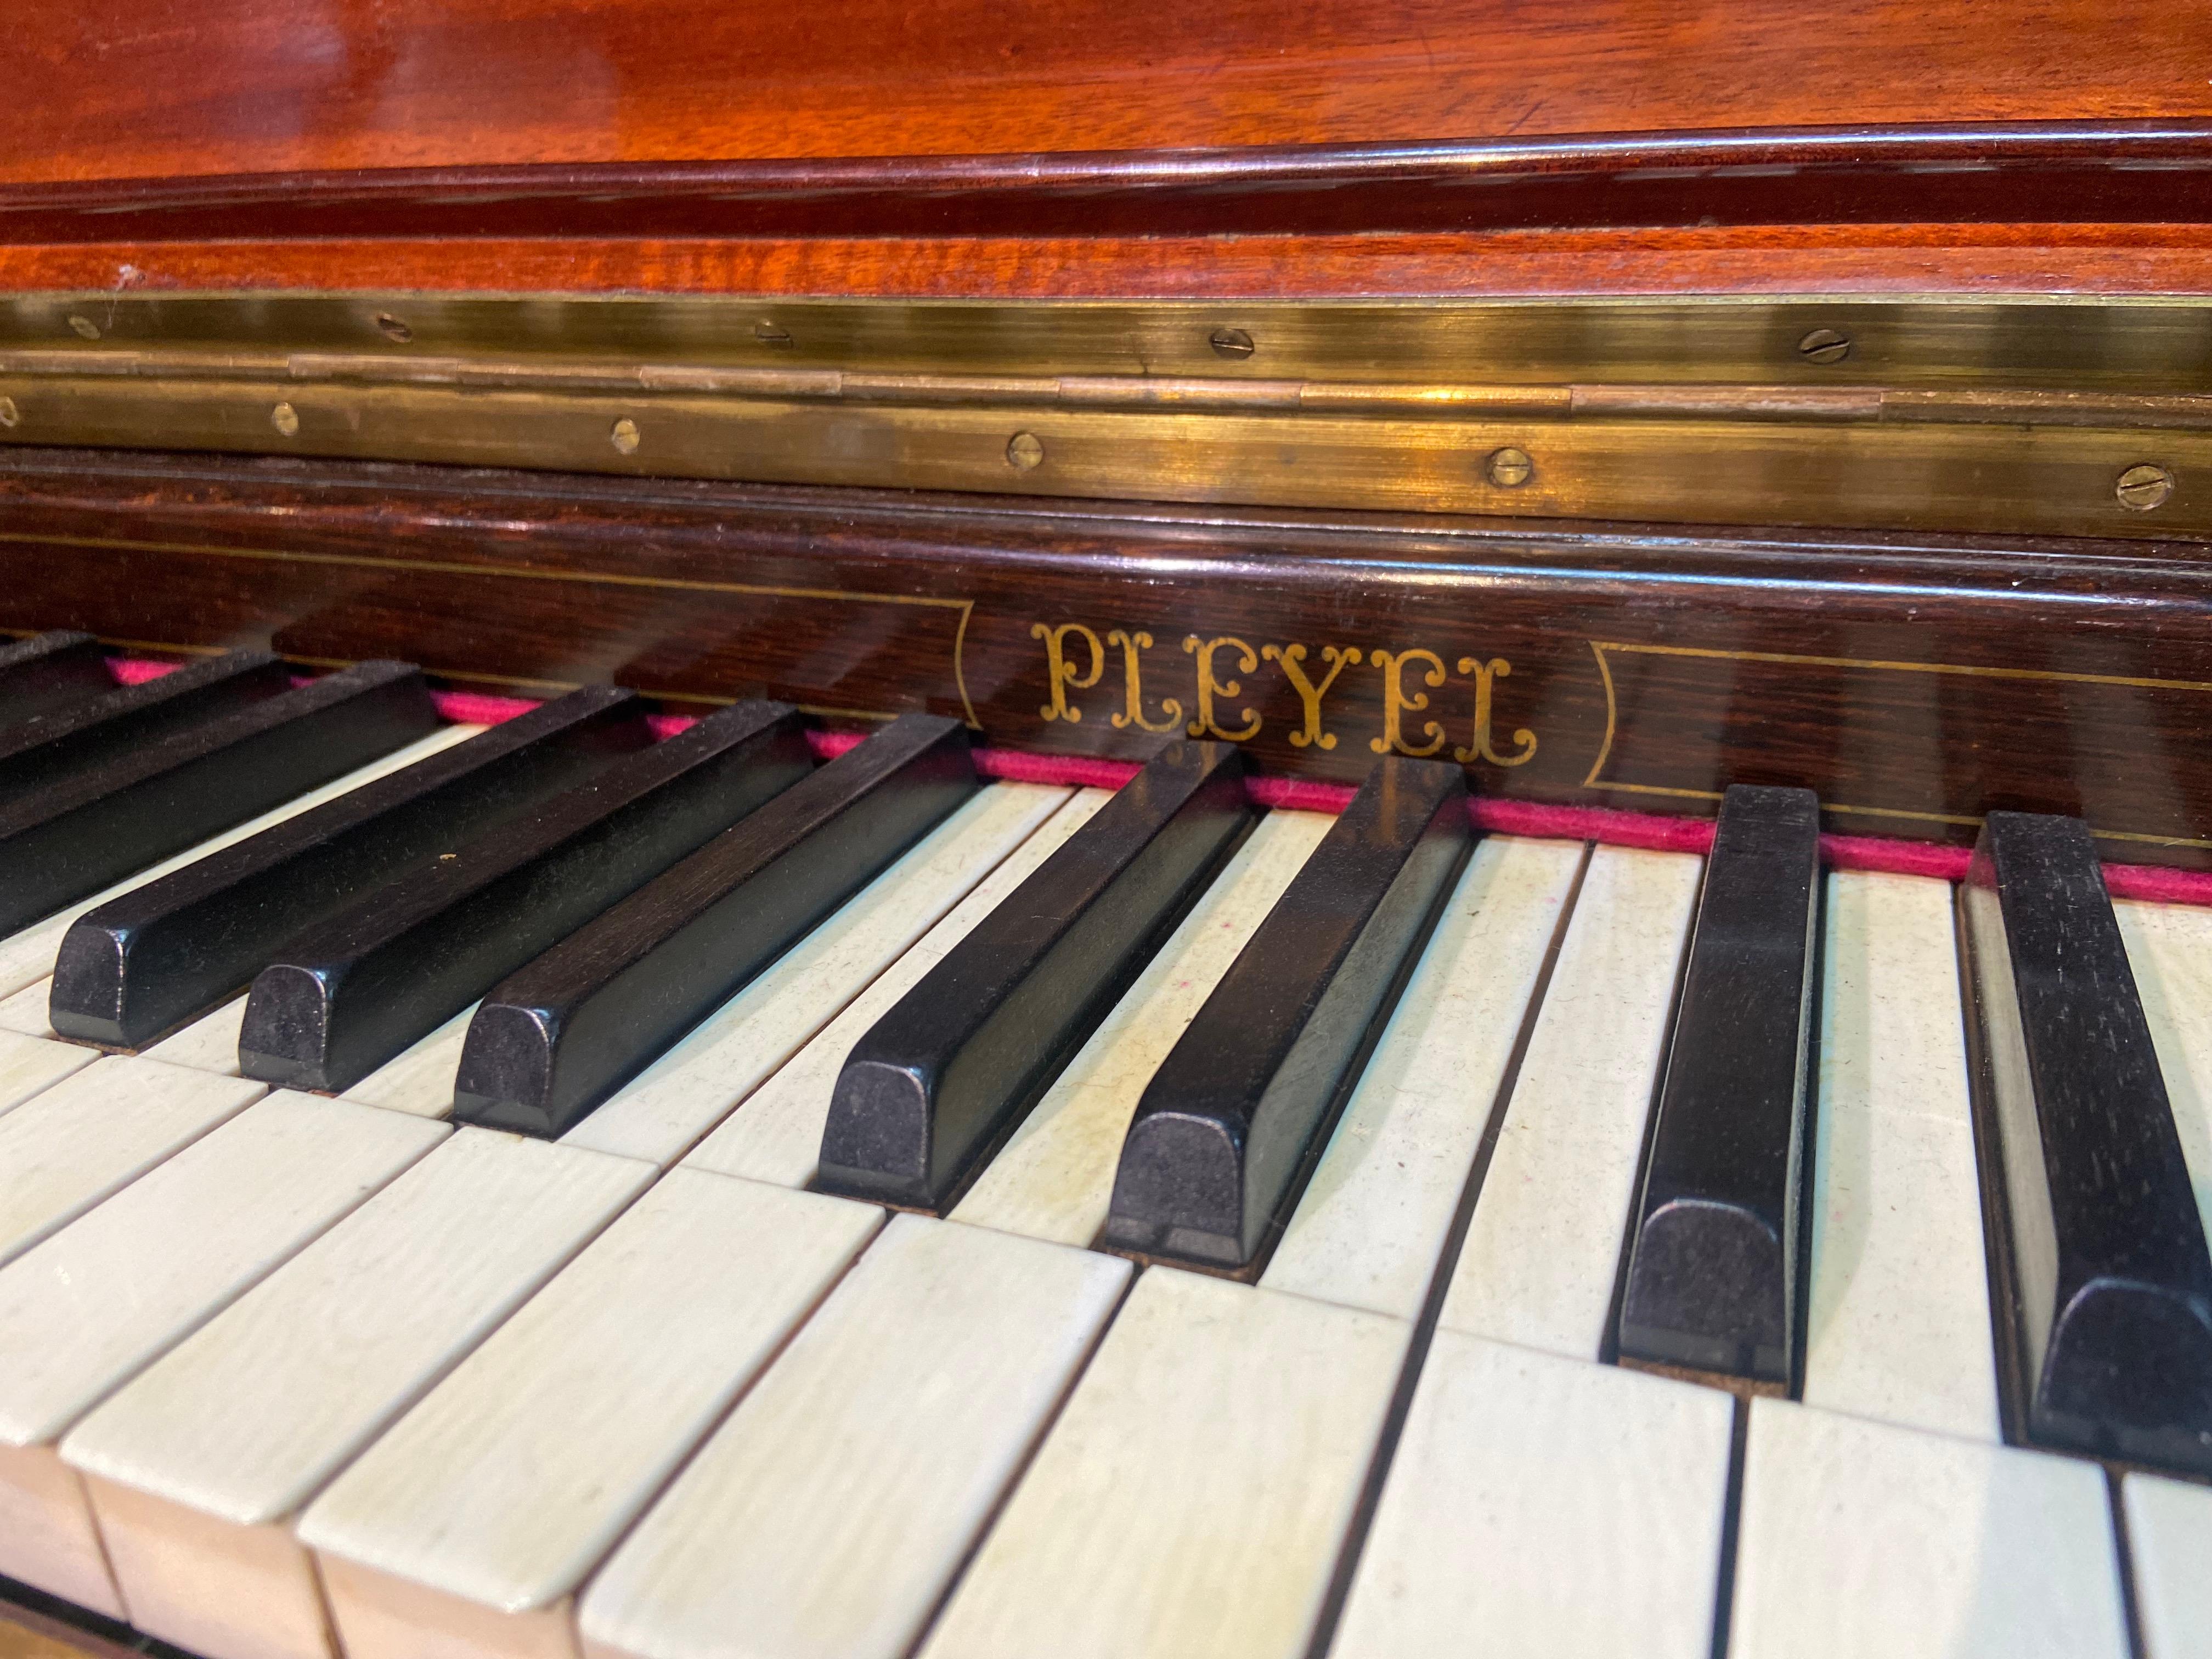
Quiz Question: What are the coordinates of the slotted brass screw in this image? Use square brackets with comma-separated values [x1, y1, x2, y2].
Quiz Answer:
[270, 402, 300, 437]
[375, 313, 413, 343]
[66, 315, 99, 341]
[1797, 328, 1852, 365]
[754, 321, 794, 346]
[1486, 447, 1534, 488]
[2117, 464, 2175, 511]
[1007, 432, 1045, 470]
[1209, 328, 1256, 360]
[611, 417, 642, 455]
[0, 397, 17, 428]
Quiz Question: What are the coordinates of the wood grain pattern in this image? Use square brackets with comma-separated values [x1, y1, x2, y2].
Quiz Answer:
[3, 455, 2211, 864]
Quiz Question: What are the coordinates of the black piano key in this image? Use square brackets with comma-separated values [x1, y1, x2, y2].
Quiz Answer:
[816, 738, 1253, 1211]
[238, 699, 811, 1094]
[1615, 783, 1821, 1387]
[1101, 755, 1472, 1271]
[1965, 811, 2212, 1475]
[452, 712, 979, 1138]
[0, 659, 442, 938]
[48, 686, 654, 1049]
[0, 649, 295, 806]
[0, 632, 120, 726]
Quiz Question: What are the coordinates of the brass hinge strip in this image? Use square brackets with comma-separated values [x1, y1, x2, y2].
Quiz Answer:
[5, 349, 2212, 430]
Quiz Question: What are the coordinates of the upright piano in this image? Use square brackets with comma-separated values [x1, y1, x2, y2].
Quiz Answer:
[0, 3, 2210, 1656]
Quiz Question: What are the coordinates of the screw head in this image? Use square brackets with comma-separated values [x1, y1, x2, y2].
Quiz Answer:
[2117, 463, 2175, 511]
[1797, 328, 1852, 365]
[1007, 432, 1045, 471]
[753, 321, 794, 346]
[1485, 446, 1534, 488]
[66, 315, 100, 341]
[270, 402, 300, 438]
[375, 313, 413, 343]
[0, 397, 16, 428]
[611, 417, 642, 455]
[1208, 328, 1256, 360]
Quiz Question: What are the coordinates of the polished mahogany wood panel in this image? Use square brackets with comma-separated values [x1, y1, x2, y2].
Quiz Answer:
[4, 1, 2209, 190]
[9, 225, 2212, 303]
[0, 449, 2209, 865]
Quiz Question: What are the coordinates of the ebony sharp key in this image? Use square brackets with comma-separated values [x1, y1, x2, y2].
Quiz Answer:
[238, 699, 811, 1094]
[453, 713, 979, 1138]
[816, 738, 1253, 1212]
[0, 659, 443, 938]
[0, 632, 121, 727]
[1965, 811, 2212, 1476]
[1101, 757, 1470, 1272]
[48, 686, 654, 1049]
[1616, 783, 1821, 1388]
[0, 649, 295, 806]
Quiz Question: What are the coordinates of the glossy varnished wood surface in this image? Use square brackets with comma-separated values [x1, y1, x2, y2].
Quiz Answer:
[3, 451, 2212, 861]
[2, 4, 2208, 190]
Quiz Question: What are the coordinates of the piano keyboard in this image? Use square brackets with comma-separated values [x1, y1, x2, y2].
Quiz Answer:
[0, 645, 2208, 1659]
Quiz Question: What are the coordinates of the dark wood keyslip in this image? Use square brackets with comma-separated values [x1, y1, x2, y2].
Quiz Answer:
[48, 686, 651, 1048]
[0, 660, 442, 938]
[237, 700, 811, 1094]
[0, 649, 293, 807]
[1965, 811, 2212, 1477]
[451, 713, 979, 1138]
[816, 739, 1253, 1211]
[0, 633, 119, 728]
[1616, 784, 1822, 1389]
[1102, 755, 1470, 1272]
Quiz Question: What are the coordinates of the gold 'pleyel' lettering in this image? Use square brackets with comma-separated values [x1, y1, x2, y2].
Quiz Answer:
[1183, 635, 1262, 741]
[1369, 647, 1449, 757]
[1261, 643, 1361, 750]
[1454, 656, 1538, 766]
[1106, 629, 1184, 732]
[1031, 622, 1103, 723]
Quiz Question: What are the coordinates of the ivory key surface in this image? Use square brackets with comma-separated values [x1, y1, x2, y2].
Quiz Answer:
[1805, 870, 1998, 1439]
[1729, 1397, 2127, 1659]
[301, 1169, 882, 1657]
[0, 1056, 264, 1267]
[1436, 845, 1703, 1358]
[1260, 836, 1585, 1319]
[0, 1028, 97, 1117]
[2122, 1472, 2212, 1659]
[680, 786, 1105, 1187]
[948, 809, 1331, 1247]
[578, 1212, 1128, 1659]
[1330, 1330, 1734, 1659]
[918, 1268, 1408, 1659]
[563, 782, 1071, 1167]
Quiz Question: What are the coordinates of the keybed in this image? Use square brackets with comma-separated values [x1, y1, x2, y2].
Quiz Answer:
[0, 654, 2204, 1659]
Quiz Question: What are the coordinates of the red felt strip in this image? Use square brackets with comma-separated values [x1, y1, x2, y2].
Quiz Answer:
[104, 658, 2212, 908]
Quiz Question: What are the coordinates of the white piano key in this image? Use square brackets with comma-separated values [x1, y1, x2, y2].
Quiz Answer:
[950, 809, 1333, 1246]
[0, 722, 480, 1001]
[0, 1093, 444, 1614]
[143, 992, 249, 1075]
[0, 1026, 98, 1118]
[1729, 1397, 2127, 1659]
[1330, 1330, 1733, 1659]
[339, 1002, 477, 1118]
[2122, 1472, 2212, 1659]
[579, 1212, 1127, 1659]
[1805, 870, 1998, 1439]
[0, 1056, 265, 1267]
[1260, 836, 1585, 1318]
[1436, 845, 1703, 1358]
[299, 1169, 880, 1659]
[682, 786, 1108, 1187]
[562, 781, 1073, 1168]
[919, 1268, 1406, 1659]
[60, 1131, 653, 1659]
[0, 978, 52, 1036]
[2115, 896, 2212, 1235]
